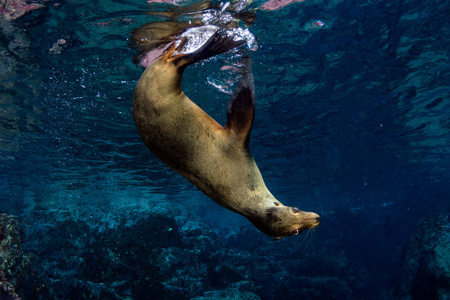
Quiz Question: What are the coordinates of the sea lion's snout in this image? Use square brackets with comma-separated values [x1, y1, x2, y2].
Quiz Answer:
[309, 214, 320, 229]
[309, 213, 320, 225]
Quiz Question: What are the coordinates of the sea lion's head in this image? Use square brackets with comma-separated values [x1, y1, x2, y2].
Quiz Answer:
[249, 203, 320, 240]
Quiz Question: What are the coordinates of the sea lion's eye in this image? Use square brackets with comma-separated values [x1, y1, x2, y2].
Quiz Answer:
[292, 207, 300, 214]
[291, 229, 299, 235]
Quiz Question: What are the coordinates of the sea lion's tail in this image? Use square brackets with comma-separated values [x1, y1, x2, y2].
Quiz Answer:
[131, 0, 254, 68]
[130, 20, 203, 66]
[130, 0, 215, 66]
[167, 29, 246, 70]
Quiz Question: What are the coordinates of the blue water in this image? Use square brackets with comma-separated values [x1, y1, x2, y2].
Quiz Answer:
[0, 0, 449, 299]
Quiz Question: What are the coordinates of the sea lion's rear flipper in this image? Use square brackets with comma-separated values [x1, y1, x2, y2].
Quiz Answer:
[171, 28, 246, 69]
[224, 59, 255, 149]
[130, 20, 203, 66]
[130, 0, 215, 66]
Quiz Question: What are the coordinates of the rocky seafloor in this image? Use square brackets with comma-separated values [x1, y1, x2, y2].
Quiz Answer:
[1, 207, 449, 300]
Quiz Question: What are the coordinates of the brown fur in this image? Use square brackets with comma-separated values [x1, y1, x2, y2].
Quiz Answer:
[133, 31, 319, 240]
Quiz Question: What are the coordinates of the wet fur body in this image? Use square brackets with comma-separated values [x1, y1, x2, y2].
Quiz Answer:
[133, 32, 319, 239]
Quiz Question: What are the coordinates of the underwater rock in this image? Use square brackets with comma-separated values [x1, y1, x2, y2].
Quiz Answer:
[146, 0, 179, 4]
[49, 38, 69, 55]
[396, 214, 450, 299]
[180, 220, 211, 237]
[0, 213, 29, 300]
[209, 249, 251, 288]
[281, 276, 352, 299]
[179, 220, 221, 250]
[19, 209, 184, 299]
[16, 206, 371, 299]
[156, 246, 209, 296]
[260, 0, 305, 11]
[192, 281, 261, 300]
[303, 20, 331, 32]
[0, 0, 44, 21]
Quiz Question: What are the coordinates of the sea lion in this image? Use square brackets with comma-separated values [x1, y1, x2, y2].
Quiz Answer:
[132, 28, 320, 240]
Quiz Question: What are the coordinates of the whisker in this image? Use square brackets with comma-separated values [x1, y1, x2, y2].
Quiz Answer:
[301, 228, 312, 251]
[301, 227, 317, 252]
[308, 228, 315, 244]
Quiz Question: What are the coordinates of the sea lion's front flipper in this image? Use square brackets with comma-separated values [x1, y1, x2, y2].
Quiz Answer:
[225, 60, 255, 149]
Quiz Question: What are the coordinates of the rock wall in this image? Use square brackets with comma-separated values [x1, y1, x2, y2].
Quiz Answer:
[395, 214, 450, 300]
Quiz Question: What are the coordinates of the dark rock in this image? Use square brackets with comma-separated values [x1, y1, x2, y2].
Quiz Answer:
[281, 276, 352, 300]
[0, 213, 29, 300]
[0, 0, 44, 21]
[156, 247, 208, 297]
[208, 249, 253, 289]
[179, 220, 221, 251]
[192, 281, 261, 300]
[395, 214, 450, 299]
